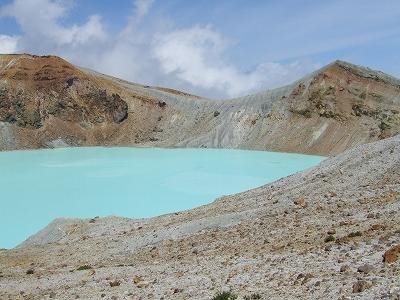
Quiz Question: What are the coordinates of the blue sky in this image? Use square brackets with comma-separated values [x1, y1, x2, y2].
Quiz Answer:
[0, 0, 399, 98]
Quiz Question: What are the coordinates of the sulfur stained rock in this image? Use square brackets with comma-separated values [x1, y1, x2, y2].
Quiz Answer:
[0, 55, 128, 129]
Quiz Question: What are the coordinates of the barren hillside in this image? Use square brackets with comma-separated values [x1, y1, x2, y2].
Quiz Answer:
[1, 54, 399, 155]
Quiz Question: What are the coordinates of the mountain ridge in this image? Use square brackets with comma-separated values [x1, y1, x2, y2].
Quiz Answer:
[0, 54, 399, 155]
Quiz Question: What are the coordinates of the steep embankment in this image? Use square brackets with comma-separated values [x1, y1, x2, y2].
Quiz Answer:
[1, 54, 400, 155]
[0, 54, 168, 150]
[1, 135, 399, 299]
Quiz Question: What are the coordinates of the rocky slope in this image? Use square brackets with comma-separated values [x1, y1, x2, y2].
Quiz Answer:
[1, 54, 400, 155]
[1, 134, 399, 299]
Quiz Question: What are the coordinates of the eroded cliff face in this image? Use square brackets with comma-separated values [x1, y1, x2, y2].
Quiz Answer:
[286, 61, 400, 141]
[0, 54, 399, 155]
[0, 55, 128, 128]
[252, 61, 400, 155]
[0, 54, 169, 149]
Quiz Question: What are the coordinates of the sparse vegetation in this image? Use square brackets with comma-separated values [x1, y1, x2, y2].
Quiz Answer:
[293, 108, 312, 118]
[324, 235, 335, 242]
[76, 265, 92, 271]
[348, 231, 362, 238]
[212, 291, 237, 300]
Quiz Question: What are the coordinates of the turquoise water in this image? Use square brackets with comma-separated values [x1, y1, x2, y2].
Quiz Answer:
[0, 147, 325, 248]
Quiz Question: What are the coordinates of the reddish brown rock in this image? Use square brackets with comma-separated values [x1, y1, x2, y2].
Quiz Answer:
[383, 245, 400, 263]
[294, 197, 307, 208]
[0, 55, 128, 129]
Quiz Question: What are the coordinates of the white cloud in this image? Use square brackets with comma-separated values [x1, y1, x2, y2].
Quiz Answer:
[152, 25, 318, 97]
[134, 0, 154, 21]
[1, 0, 106, 49]
[0, 35, 19, 53]
[0, 0, 319, 98]
[65, 15, 106, 46]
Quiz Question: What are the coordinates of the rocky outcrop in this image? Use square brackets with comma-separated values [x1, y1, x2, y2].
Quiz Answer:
[0, 55, 400, 155]
[383, 245, 400, 263]
[0, 55, 128, 130]
[287, 61, 400, 140]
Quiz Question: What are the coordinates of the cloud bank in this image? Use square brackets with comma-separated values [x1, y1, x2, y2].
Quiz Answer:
[0, 0, 318, 98]
[0, 34, 18, 53]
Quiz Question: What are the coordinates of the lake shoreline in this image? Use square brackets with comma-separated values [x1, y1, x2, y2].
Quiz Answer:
[0, 147, 325, 248]
[1, 136, 399, 299]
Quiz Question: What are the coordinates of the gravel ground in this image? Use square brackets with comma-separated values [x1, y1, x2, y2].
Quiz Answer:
[1, 135, 399, 299]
